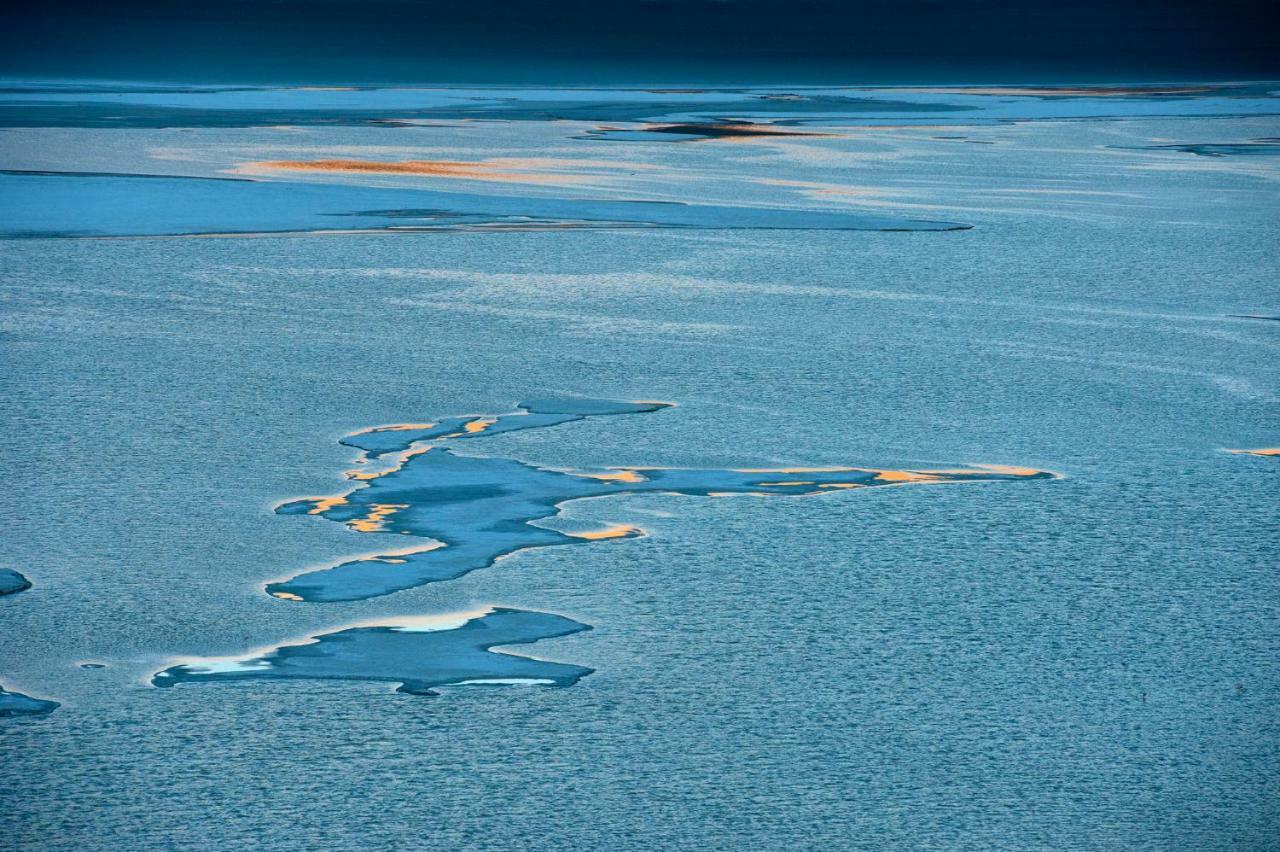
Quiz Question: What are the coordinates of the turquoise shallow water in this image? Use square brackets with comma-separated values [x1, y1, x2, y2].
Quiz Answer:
[0, 84, 1277, 849]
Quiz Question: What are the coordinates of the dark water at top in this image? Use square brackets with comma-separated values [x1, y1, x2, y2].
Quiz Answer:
[4, 0, 1279, 84]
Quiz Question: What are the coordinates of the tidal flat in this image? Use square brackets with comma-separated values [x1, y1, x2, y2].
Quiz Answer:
[0, 82, 1277, 849]
[267, 396, 1051, 602]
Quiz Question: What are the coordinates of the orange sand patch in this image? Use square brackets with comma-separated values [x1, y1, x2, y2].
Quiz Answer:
[308, 495, 349, 514]
[347, 445, 432, 480]
[348, 503, 409, 533]
[241, 156, 663, 185]
[913, 465, 1046, 477]
[731, 464, 1047, 481]
[573, 469, 647, 484]
[364, 423, 436, 433]
[566, 524, 641, 540]
[244, 159, 598, 185]
[872, 470, 944, 483]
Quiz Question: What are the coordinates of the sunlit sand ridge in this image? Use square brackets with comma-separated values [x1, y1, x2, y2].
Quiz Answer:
[241, 158, 610, 185]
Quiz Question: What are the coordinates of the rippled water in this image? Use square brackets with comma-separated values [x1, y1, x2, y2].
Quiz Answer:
[1, 83, 1277, 849]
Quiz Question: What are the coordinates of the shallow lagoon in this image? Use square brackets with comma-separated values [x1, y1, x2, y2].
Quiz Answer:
[0, 84, 1277, 849]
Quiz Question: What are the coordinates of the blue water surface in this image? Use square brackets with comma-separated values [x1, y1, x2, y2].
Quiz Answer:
[0, 83, 1277, 850]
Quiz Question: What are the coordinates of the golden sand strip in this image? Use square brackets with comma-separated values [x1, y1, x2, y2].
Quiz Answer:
[346, 445, 433, 481]
[572, 469, 647, 484]
[241, 158, 610, 185]
[364, 422, 436, 432]
[565, 524, 642, 541]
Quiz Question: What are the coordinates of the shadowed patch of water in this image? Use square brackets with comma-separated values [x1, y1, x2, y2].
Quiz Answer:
[0, 89, 971, 129]
[0, 172, 969, 237]
[1115, 139, 1280, 157]
[0, 685, 58, 717]
[579, 121, 833, 142]
[267, 397, 1053, 602]
[152, 608, 592, 696]
[0, 568, 31, 597]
